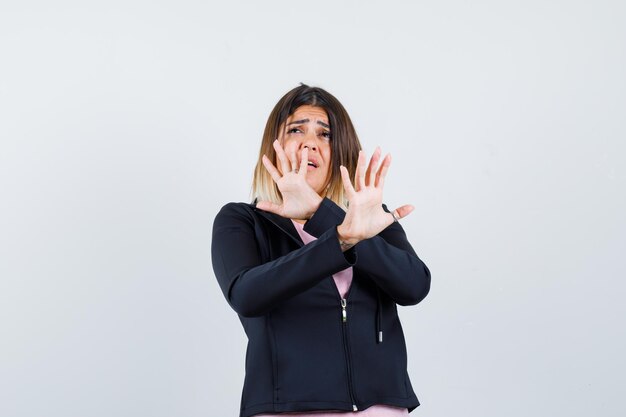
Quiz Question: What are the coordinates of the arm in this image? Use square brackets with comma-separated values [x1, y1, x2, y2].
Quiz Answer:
[305, 198, 431, 306]
[354, 218, 431, 306]
[211, 203, 355, 318]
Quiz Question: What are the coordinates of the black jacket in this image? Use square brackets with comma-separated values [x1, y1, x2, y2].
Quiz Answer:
[211, 198, 431, 417]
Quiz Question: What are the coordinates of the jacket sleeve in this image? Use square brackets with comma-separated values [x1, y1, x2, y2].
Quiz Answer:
[304, 198, 431, 306]
[211, 202, 356, 317]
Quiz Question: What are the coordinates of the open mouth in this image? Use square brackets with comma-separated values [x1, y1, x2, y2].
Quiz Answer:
[301, 156, 319, 169]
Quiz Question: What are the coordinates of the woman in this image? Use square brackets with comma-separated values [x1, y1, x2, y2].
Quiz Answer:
[212, 84, 431, 417]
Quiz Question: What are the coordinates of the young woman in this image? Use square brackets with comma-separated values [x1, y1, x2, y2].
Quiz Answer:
[212, 84, 431, 417]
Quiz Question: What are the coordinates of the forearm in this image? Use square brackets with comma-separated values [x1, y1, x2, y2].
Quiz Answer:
[228, 229, 353, 316]
[212, 204, 355, 317]
[354, 234, 431, 305]
[307, 198, 430, 304]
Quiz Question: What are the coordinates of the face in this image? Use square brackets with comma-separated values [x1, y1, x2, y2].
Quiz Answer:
[279, 105, 332, 195]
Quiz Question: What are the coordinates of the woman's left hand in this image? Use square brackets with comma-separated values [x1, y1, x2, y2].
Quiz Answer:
[337, 148, 414, 248]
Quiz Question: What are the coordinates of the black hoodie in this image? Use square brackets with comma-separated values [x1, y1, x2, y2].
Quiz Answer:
[211, 198, 431, 417]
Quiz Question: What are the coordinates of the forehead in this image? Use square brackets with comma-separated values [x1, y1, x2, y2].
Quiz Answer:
[287, 105, 329, 123]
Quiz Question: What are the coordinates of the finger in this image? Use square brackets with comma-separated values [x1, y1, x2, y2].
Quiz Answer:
[340, 165, 356, 196]
[365, 147, 381, 187]
[299, 147, 309, 176]
[288, 147, 298, 173]
[393, 204, 414, 220]
[281, 138, 299, 172]
[355, 150, 366, 191]
[256, 200, 283, 216]
[273, 139, 291, 175]
[262, 154, 282, 183]
[375, 153, 392, 188]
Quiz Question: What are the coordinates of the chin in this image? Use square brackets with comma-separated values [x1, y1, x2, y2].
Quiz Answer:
[306, 174, 328, 196]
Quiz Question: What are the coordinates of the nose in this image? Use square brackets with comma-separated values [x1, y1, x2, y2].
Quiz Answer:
[300, 131, 318, 151]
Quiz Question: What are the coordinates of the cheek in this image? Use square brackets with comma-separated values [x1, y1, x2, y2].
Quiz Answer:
[322, 148, 332, 178]
[323, 148, 332, 168]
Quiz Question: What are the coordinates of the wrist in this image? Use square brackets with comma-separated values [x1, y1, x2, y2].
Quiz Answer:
[336, 224, 358, 251]
[306, 194, 323, 219]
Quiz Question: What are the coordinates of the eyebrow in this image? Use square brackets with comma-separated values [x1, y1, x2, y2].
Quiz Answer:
[287, 119, 330, 129]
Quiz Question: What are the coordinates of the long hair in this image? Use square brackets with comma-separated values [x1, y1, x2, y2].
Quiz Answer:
[251, 84, 362, 209]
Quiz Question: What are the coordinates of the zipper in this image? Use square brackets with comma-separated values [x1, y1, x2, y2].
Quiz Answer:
[340, 297, 358, 412]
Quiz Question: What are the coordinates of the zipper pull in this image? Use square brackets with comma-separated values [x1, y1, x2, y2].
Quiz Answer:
[341, 298, 347, 322]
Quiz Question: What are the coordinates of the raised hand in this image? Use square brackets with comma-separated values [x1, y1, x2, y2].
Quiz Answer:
[337, 147, 414, 249]
[256, 140, 322, 220]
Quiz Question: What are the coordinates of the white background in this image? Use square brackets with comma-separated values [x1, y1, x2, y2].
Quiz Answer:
[1, 1, 625, 416]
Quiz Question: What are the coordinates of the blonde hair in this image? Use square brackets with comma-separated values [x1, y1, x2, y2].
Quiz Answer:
[251, 84, 362, 209]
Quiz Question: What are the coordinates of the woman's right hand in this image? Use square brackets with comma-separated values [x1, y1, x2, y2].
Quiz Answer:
[256, 140, 323, 220]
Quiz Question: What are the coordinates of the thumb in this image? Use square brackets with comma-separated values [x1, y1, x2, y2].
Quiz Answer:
[393, 204, 414, 220]
[256, 200, 282, 215]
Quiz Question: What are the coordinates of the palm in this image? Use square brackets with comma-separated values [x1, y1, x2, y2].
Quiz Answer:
[269, 170, 320, 219]
[339, 148, 413, 242]
[256, 141, 322, 220]
[344, 186, 389, 239]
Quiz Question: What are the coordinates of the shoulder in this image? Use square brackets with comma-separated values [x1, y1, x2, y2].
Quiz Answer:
[217, 201, 256, 215]
[214, 201, 258, 227]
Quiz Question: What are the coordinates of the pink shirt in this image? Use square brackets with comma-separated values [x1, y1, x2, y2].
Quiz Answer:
[255, 222, 409, 417]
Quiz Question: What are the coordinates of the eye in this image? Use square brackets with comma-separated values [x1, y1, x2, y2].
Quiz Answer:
[320, 130, 332, 140]
[287, 127, 302, 134]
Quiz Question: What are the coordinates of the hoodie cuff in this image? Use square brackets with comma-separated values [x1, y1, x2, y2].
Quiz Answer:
[304, 198, 346, 238]
[324, 225, 357, 265]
